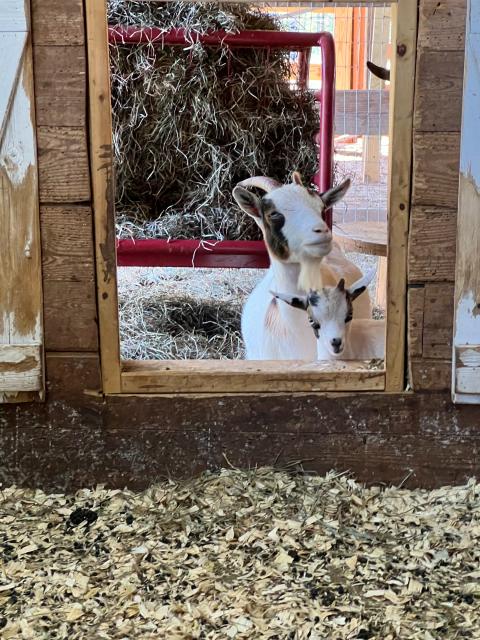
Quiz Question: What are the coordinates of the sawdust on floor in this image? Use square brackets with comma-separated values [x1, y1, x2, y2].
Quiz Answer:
[1, 468, 479, 639]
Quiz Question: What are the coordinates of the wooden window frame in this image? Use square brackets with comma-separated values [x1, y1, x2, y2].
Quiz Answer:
[85, 0, 417, 395]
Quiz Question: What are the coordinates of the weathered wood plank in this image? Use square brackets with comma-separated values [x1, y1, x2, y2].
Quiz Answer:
[414, 49, 464, 132]
[0, 344, 41, 393]
[418, 0, 467, 51]
[1, 0, 28, 32]
[121, 360, 385, 394]
[31, 0, 84, 45]
[412, 133, 461, 209]
[408, 207, 457, 282]
[43, 281, 98, 352]
[36, 127, 90, 203]
[33, 46, 86, 127]
[334, 90, 389, 136]
[455, 346, 480, 395]
[407, 286, 424, 358]
[85, 0, 121, 392]
[422, 283, 454, 360]
[453, 7, 480, 403]
[0, 35, 42, 348]
[385, 0, 417, 391]
[40, 206, 94, 281]
[409, 358, 451, 391]
[46, 352, 102, 401]
[2, 391, 480, 491]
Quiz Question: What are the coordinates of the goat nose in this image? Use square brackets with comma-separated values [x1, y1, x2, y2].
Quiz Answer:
[330, 338, 342, 353]
[313, 225, 329, 234]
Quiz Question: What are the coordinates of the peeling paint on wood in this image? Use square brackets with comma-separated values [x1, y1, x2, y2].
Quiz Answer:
[0, 0, 44, 401]
[1, 0, 28, 33]
[453, 1, 480, 402]
[0, 344, 41, 391]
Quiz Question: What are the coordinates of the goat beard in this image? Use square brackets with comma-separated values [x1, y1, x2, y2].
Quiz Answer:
[297, 242, 363, 293]
[297, 257, 327, 292]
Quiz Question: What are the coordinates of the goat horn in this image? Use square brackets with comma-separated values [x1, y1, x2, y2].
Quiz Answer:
[237, 176, 282, 193]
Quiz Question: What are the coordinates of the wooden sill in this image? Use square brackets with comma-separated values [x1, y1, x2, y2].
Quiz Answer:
[121, 359, 385, 394]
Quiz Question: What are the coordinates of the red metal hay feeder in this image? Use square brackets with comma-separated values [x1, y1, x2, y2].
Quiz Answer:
[109, 27, 336, 269]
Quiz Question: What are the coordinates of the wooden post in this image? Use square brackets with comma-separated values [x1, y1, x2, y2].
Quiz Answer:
[85, 0, 122, 393]
[385, 0, 418, 392]
[452, 0, 480, 403]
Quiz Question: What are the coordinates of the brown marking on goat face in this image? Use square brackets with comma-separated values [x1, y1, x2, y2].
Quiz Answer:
[261, 199, 290, 261]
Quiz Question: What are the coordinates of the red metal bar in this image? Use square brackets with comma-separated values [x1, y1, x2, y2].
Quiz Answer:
[117, 239, 270, 269]
[110, 26, 330, 50]
[110, 27, 336, 265]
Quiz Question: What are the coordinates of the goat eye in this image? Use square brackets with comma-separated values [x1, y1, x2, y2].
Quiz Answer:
[345, 314, 352, 323]
[270, 211, 283, 221]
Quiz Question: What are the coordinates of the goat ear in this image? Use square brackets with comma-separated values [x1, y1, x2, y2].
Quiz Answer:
[291, 171, 303, 186]
[270, 291, 308, 311]
[348, 267, 376, 300]
[320, 178, 351, 208]
[232, 186, 262, 219]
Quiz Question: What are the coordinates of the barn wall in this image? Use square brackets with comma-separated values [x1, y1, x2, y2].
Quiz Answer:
[408, 0, 467, 390]
[3, 0, 477, 490]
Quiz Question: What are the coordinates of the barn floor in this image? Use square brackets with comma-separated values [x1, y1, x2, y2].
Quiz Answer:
[1, 469, 479, 639]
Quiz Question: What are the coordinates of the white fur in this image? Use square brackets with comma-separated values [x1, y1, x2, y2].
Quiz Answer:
[273, 269, 383, 361]
[315, 319, 385, 360]
[233, 176, 372, 360]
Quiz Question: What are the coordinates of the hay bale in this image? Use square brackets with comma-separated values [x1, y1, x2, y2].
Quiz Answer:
[109, 1, 319, 241]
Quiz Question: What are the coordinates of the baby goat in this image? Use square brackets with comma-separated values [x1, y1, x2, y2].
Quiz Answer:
[273, 269, 385, 361]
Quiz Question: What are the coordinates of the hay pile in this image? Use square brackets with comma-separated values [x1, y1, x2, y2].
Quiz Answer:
[118, 266, 263, 359]
[109, 0, 319, 241]
[1, 469, 480, 639]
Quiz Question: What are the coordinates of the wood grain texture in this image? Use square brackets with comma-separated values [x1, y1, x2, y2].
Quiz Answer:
[422, 283, 454, 359]
[385, 0, 418, 391]
[31, 0, 84, 45]
[33, 46, 86, 127]
[40, 206, 94, 281]
[414, 49, 464, 132]
[409, 358, 452, 391]
[0, 13, 44, 402]
[407, 283, 454, 377]
[0, 344, 41, 393]
[1, 389, 480, 490]
[412, 133, 461, 209]
[408, 207, 457, 282]
[43, 281, 98, 352]
[407, 286, 425, 358]
[36, 126, 90, 203]
[121, 360, 385, 394]
[418, 0, 467, 51]
[46, 352, 102, 401]
[85, 0, 121, 393]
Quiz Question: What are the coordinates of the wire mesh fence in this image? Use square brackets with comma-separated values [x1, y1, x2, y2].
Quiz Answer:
[261, 2, 392, 225]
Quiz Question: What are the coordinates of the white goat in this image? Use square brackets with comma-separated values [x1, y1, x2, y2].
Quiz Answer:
[232, 172, 372, 360]
[273, 269, 385, 361]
